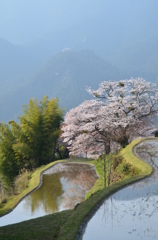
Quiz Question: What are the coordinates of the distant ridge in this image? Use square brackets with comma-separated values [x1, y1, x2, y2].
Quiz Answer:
[0, 49, 126, 122]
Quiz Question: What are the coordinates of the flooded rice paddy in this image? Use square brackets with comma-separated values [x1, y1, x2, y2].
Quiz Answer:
[0, 162, 98, 227]
[81, 139, 158, 240]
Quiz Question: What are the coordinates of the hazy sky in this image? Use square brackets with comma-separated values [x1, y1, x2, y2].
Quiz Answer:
[0, 0, 158, 44]
[0, 0, 104, 43]
[0, 0, 146, 44]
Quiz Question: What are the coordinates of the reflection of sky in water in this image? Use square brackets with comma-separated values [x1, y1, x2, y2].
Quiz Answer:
[83, 194, 158, 240]
[0, 163, 97, 227]
[83, 140, 158, 240]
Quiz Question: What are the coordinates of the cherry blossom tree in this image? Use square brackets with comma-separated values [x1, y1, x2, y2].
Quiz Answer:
[62, 78, 158, 186]
[86, 78, 158, 145]
[62, 99, 129, 187]
[62, 78, 158, 157]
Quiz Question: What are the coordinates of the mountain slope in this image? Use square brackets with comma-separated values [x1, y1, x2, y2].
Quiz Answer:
[23, 0, 158, 82]
[0, 38, 41, 98]
[0, 50, 126, 122]
[1, 1, 158, 83]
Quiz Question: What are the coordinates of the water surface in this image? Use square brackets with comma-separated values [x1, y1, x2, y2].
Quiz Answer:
[0, 162, 98, 227]
[82, 139, 158, 240]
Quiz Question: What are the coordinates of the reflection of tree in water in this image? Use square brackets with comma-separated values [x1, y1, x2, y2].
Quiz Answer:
[91, 192, 158, 239]
[24, 173, 64, 213]
[63, 166, 97, 208]
[135, 140, 158, 169]
[113, 193, 158, 239]
[24, 163, 98, 214]
[83, 139, 158, 240]
[112, 141, 158, 199]
[85, 140, 158, 240]
[101, 197, 118, 229]
[130, 140, 158, 192]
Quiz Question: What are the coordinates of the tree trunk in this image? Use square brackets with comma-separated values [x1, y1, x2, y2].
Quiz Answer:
[120, 136, 128, 148]
[104, 155, 106, 188]
[0, 181, 5, 203]
[105, 141, 110, 154]
[108, 156, 112, 187]
[56, 148, 62, 159]
[0, 181, 2, 203]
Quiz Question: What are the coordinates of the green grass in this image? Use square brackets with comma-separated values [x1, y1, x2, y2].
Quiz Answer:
[0, 138, 153, 240]
[0, 210, 73, 240]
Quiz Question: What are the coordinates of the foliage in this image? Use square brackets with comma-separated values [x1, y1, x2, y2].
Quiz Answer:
[112, 156, 123, 169]
[122, 163, 131, 174]
[55, 144, 69, 160]
[0, 96, 63, 183]
[0, 180, 7, 205]
[155, 131, 158, 137]
[14, 169, 31, 194]
[96, 154, 113, 187]
[0, 123, 19, 183]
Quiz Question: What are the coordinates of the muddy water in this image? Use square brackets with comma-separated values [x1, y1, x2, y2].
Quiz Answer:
[0, 163, 98, 227]
[81, 139, 158, 240]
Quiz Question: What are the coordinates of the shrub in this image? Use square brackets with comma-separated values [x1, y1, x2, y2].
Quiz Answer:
[155, 131, 158, 137]
[122, 163, 131, 174]
[1, 198, 7, 204]
[112, 156, 123, 169]
[113, 156, 119, 169]
[14, 169, 30, 194]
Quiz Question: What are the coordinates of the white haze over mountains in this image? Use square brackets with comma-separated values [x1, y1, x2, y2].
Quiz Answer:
[0, 0, 158, 121]
[0, 0, 106, 44]
[0, 0, 156, 44]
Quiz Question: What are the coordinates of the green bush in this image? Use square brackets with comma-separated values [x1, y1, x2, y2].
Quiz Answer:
[14, 169, 30, 194]
[155, 131, 158, 137]
[122, 163, 131, 174]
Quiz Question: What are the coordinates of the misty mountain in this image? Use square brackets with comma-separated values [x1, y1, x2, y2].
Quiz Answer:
[0, 38, 41, 97]
[1, 1, 158, 82]
[20, 0, 158, 82]
[0, 50, 125, 122]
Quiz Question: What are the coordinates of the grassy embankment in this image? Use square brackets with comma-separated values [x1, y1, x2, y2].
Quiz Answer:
[0, 138, 153, 240]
